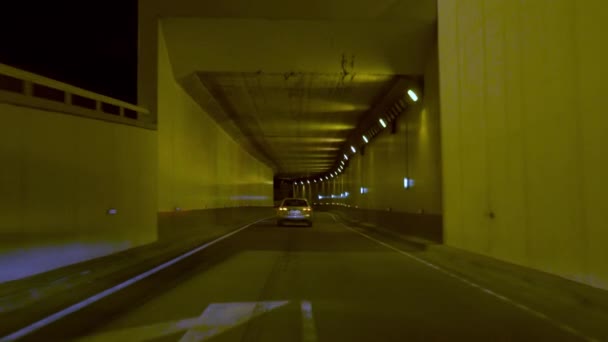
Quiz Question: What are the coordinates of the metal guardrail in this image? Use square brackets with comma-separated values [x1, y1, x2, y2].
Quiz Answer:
[0, 63, 156, 130]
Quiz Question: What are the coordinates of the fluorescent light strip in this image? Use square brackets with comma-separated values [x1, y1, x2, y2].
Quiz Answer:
[408, 89, 418, 102]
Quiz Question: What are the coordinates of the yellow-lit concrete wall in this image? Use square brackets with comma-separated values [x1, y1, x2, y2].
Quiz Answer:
[157, 24, 273, 211]
[0, 103, 157, 249]
[438, 0, 608, 288]
[311, 46, 442, 215]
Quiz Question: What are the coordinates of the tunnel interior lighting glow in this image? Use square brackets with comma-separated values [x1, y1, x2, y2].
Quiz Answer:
[325, 176, 329, 180]
[300, 181, 304, 185]
[344, 154, 349, 160]
[107, 208, 118, 215]
[362, 135, 369, 143]
[307, 180, 310, 184]
[340, 160, 345, 166]
[379, 118, 387, 128]
[320, 192, 349, 200]
[360, 187, 369, 194]
[330, 174, 334, 178]
[350, 146, 356, 153]
[403, 177, 415, 188]
[407, 89, 419, 102]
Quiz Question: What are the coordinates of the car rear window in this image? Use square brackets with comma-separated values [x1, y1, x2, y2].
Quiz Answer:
[282, 199, 308, 207]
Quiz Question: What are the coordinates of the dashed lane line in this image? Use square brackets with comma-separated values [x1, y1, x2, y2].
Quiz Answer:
[300, 300, 318, 342]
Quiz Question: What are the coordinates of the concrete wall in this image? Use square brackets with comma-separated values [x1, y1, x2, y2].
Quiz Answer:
[307, 44, 442, 217]
[0, 102, 157, 281]
[438, 0, 608, 289]
[156, 23, 274, 212]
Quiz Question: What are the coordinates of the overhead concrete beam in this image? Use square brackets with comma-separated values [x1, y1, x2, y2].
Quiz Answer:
[178, 72, 279, 172]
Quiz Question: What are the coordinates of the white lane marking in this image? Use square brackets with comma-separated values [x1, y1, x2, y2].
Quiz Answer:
[328, 213, 598, 342]
[75, 301, 289, 342]
[179, 301, 288, 342]
[0, 217, 273, 342]
[300, 300, 318, 342]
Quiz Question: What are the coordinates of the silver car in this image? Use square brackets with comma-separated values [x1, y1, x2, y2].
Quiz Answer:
[276, 198, 313, 227]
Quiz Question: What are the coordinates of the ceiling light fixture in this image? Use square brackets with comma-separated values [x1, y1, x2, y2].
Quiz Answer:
[362, 135, 369, 143]
[379, 118, 387, 128]
[407, 89, 419, 102]
[344, 154, 349, 160]
[350, 146, 356, 153]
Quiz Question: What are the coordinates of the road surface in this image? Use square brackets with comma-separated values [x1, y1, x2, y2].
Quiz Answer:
[23, 213, 582, 341]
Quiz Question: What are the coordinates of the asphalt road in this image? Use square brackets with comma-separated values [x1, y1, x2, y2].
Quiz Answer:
[33, 213, 583, 341]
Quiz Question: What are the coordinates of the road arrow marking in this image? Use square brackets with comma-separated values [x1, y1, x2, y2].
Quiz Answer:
[78, 300, 289, 342]
[179, 301, 288, 341]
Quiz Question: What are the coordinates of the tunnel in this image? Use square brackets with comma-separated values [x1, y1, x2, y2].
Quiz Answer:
[0, 0, 607, 340]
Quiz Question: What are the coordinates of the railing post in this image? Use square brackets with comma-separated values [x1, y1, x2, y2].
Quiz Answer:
[23, 80, 33, 96]
[1, 63, 153, 129]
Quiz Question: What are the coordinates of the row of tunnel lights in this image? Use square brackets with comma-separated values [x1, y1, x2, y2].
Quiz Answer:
[293, 89, 419, 186]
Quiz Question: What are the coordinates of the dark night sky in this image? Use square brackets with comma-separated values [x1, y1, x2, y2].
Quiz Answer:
[0, 1, 137, 103]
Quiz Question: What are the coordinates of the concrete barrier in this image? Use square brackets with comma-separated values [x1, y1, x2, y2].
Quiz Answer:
[0, 207, 273, 338]
[323, 205, 442, 243]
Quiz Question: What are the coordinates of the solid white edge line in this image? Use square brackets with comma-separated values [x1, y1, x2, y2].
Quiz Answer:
[0, 216, 272, 342]
[328, 213, 598, 342]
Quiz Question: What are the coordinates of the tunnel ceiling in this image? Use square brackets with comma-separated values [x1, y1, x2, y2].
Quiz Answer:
[196, 72, 398, 178]
[153, 0, 437, 178]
